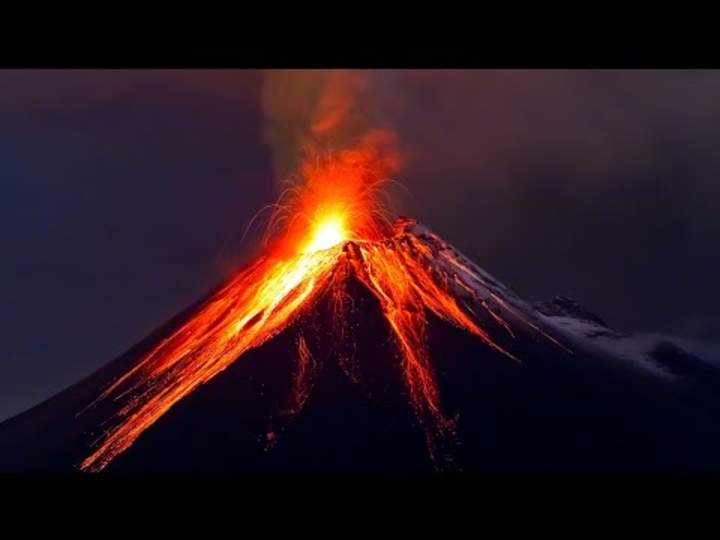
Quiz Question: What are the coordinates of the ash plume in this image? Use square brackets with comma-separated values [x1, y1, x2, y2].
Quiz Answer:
[260, 70, 400, 181]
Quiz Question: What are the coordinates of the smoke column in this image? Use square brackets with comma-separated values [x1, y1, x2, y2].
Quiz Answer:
[260, 70, 396, 180]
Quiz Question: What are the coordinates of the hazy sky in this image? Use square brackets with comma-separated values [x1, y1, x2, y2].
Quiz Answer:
[2, 70, 719, 420]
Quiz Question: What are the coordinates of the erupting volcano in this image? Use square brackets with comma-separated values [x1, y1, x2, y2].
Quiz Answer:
[72, 131, 569, 472]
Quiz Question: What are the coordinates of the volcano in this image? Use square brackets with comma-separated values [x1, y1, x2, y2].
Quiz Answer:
[2, 217, 720, 473]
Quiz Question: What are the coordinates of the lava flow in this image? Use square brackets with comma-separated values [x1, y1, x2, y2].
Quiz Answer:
[78, 133, 563, 473]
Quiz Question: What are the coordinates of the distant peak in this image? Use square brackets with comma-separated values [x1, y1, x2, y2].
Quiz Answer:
[534, 296, 609, 328]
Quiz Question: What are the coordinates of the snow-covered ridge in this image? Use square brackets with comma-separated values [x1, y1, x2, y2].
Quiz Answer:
[401, 218, 532, 308]
[534, 295, 720, 382]
[400, 218, 718, 383]
[534, 304, 673, 379]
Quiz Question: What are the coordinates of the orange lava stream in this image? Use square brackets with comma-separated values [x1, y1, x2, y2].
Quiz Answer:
[287, 333, 316, 416]
[347, 237, 518, 457]
[80, 246, 343, 472]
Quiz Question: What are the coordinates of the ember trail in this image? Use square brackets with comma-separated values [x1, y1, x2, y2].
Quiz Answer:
[79, 135, 565, 473]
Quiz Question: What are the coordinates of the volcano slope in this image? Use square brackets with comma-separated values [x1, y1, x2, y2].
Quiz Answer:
[2, 220, 720, 473]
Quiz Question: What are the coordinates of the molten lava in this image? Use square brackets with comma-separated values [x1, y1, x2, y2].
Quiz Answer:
[78, 134, 566, 473]
[304, 215, 346, 253]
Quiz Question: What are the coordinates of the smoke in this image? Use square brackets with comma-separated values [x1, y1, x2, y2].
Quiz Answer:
[260, 70, 398, 180]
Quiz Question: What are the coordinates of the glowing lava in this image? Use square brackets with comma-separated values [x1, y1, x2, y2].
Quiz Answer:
[304, 215, 346, 253]
[78, 134, 566, 473]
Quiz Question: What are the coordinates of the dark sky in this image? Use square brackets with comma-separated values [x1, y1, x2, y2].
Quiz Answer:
[2, 70, 719, 421]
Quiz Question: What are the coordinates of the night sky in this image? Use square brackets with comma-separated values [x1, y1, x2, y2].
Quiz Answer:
[2, 70, 719, 421]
